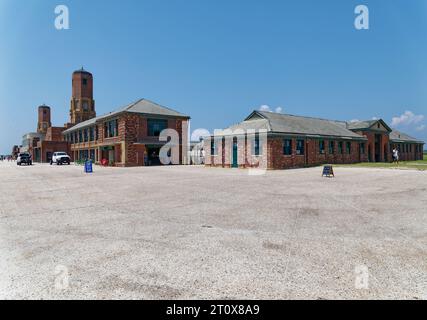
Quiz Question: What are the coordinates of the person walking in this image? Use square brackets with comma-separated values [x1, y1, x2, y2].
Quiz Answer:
[393, 148, 399, 164]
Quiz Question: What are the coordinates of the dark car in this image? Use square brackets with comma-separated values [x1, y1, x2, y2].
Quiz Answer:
[17, 153, 32, 166]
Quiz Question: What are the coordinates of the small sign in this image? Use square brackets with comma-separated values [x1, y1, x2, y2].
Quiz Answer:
[84, 160, 93, 173]
[322, 165, 334, 178]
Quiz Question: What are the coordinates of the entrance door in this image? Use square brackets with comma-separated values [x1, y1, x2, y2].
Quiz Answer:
[147, 146, 161, 166]
[305, 141, 309, 166]
[232, 138, 238, 168]
[374, 134, 381, 162]
[384, 143, 388, 162]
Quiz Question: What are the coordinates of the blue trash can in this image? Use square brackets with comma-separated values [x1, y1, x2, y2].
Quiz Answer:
[84, 160, 93, 173]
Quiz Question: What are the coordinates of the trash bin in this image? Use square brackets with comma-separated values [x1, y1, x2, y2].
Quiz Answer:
[84, 160, 93, 173]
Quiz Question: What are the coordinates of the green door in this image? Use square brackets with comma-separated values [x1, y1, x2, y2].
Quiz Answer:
[232, 139, 238, 168]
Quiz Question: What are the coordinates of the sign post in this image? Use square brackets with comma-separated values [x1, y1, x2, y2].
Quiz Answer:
[322, 165, 334, 178]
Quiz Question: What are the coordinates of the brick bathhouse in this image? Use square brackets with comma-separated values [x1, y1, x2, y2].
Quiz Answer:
[204, 110, 424, 170]
[62, 98, 190, 166]
[21, 68, 189, 166]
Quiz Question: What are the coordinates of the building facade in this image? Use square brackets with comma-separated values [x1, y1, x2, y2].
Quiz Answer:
[204, 110, 424, 170]
[62, 99, 190, 167]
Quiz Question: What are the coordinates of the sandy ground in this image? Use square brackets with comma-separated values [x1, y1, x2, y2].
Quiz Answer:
[0, 161, 426, 300]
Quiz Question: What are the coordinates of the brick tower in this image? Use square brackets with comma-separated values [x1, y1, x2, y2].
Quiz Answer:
[70, 68, 96, 124]
[37, 104, 52, 134]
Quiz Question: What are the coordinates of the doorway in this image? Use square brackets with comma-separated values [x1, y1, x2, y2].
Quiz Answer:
[374, 134, 382, 162]
[368, 144, 372, 162]
[146, 146, 161, 166]
[384, 143, 388, 162]
[232, 137, 238, 168]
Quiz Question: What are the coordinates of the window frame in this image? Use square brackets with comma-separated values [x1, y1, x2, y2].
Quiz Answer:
[296, 139, 304, 155]
[319, 140, 325, 154]
[360, 142, 365, 155]
[252, 134, 261, 156]
[147, 119, 168, 137]
[328, 141, 335, 154]
[338, 141, 343, 154]
[283, 139, 292, 156]
[210, 138, 218, 156]
[346, 142, 351, 154]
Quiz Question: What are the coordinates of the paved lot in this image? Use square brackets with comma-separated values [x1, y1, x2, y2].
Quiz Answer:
[0, 161, 426, 299]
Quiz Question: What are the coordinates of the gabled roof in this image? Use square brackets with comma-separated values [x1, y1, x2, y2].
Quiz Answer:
[347, 119, 392, 132]
[390, 130, 424, 144]
[63, 98, 189, 133]
[223, 110, 365, 140]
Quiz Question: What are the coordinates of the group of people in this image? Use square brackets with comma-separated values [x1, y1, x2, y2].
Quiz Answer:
[0, 156, 14, 161]
[392, 148, 400, 164]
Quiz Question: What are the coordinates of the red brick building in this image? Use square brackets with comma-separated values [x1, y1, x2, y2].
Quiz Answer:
[204, 110, 424, 170]
[31, 105, 71, 163]
[62, 98, 190, 166]
[20, 68, 190, 165]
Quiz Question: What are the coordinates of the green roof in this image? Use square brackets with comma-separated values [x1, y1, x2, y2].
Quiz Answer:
[216, 110, 366, 140]
[390, 130, 424, 144]
[347, 119, 392, 132]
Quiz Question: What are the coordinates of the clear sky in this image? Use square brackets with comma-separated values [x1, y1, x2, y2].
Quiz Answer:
[0, 0, 426, 154]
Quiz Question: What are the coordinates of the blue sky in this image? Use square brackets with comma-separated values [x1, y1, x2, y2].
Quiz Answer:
[0, 0, 426, 153]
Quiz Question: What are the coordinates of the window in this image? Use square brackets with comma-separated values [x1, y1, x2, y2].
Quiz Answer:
[89, 127, 94, 141]
[82, 101, 89, 111]
[82, 78, 87, 86]
[296, 140, 304, 155]
[329, 141, 335, 154]
[74, 132, 78, 143]
[89, 149, 95, 161]
[346, 142, 351, 154]
[78, 130, 83, 143]
[84, 128, 88, 142]
[253, 134, 261, 156]
[95, 126, 99, 140]
[360, 142, 365, 155]
[104, 119, 119, 138]
[338, 141, 343, 154]
[148, 119, 168, 136]
[283, 139, 292, 155]
[108, 121, 114, 138]
[210, 139, 218, 156]
[319, 140, 325, 154]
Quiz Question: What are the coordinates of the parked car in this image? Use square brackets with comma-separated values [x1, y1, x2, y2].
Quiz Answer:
[50, 152, 71, 165]
[17, 153, 32, 166]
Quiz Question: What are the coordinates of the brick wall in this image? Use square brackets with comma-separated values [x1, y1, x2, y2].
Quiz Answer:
[391, 142, 425, 161]
[45, 127, 66, 142]
[205, 135, 367, 169]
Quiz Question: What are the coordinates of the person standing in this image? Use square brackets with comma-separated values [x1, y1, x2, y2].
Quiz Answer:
[393, 148, 399, 164]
